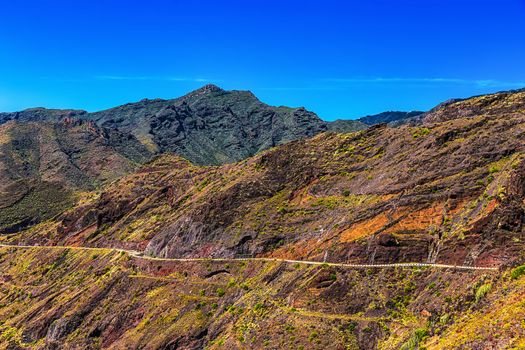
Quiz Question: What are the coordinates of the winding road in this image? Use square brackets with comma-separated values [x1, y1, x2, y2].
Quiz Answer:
[0, 243, 498, 271]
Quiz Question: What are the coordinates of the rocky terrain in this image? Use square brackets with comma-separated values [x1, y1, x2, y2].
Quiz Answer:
[15, 89, 525, 268]
[0, 86, 366, 234]
[0, 245, 509, 350]
[0, 85, 423, 237]
[356, 111, 424, 126]
[0, 87, 524, 349]
[0, 85, 366, 167]
[0, 108, 88, 125]
[87, 84, 367, 165]
[0, 119, 151, 234]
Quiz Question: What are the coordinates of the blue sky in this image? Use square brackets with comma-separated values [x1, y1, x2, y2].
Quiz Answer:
[0, 0, 524, 120]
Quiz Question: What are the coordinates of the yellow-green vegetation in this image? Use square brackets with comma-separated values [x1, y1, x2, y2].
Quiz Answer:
[400, 328, 428, 350]
[475, 283, 491, 303]
[0, 245, 504, 349]
[424, 274, 525, 349]
[411, 127, 430, 139]
[2, 88, 525, 349]
[511, 265, 525, 280]
[0, 183, 74, 233]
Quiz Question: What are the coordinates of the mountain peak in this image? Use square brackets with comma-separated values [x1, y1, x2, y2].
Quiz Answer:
[194, 84, 224, 94]
[177, 84, 226, 101]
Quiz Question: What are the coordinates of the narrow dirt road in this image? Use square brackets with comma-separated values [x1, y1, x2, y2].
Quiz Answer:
[0, 243, 498, 271]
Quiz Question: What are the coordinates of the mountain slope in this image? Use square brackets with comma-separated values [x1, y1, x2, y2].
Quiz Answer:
[0, 85, 363, 234]
[88, 84, 335, 165]
[326, 119, 368, 132]
[16, 89, 525, 270]
[0, 119, 151, 233]
[0, 108, 87, 124]
[423, 87, 525, 124]
[0, 85, 368, 166]
[0, 244, 500, 349]
[2, 88, 525, 349]
[358, 111, 424, 126]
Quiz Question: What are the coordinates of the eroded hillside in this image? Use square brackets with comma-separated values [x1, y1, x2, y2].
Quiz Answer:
[0, 119, 150, 234]
[0, 86, 365, 235]
[1, 88, 525, 349]
[15, 89, 525, 270]
[0, 244, 516, 349]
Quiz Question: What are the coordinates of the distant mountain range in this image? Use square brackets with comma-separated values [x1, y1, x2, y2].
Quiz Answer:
[0, 85, 425, 166]
[0, 85, 373, 166]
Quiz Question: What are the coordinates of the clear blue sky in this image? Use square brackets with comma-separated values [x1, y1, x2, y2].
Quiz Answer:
[1, 0, 524, 120]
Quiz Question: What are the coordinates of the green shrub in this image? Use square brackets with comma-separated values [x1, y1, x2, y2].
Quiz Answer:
[400, 328, 429, 350]
[308, 331, 319, 342]
[0, 326, 18, 341]
[253, 302, 265, 312]
[511, 265, 525, 280]
[277, 206, 287, 214]
[488, 165, 500, 174]
[284, 324, 295, 333]
[216, 288, 225, 297]
[347, 321, 357, 332]
[227, 278, 236, 288]
[439, 313, 450, 325]
[475, 283, 491, 302]
[412, 127, 430, 139]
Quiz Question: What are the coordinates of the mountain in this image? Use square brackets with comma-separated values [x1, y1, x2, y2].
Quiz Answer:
[19, 88, 524, 267]
[1, 87, 525, 349]
[1, 88, 523, 348]
[87, 84, 369, 165]
[0, 85, 368, 166]
[0, 119, 151, 233]
[0, 85, 366, 234]
[326, 119, 368, 132]
[0, 108, 87, 124]
[422, 87, 525, 124]
[357, 111, 424, 126]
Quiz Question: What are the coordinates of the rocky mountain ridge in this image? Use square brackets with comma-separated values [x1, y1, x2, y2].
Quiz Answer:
[0, 85, 369, 233]
[0, 85, 367, 166]
[1, 87, 525, 349]
[12, 89, 525, 269]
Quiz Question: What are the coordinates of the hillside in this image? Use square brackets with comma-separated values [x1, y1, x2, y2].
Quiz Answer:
[0, 108, 87, 124]
[357, 111, 424, 126]
[0, 244, 506, 349]
[0, 86, 367, 234]
[0, 119, 151, 234]
[1, 88, 525, 349]
[16, 89, 525, 269]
